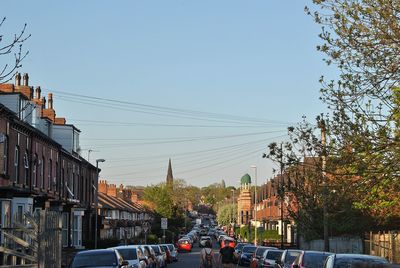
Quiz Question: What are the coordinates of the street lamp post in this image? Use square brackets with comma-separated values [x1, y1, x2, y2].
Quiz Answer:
[251, 165, 257, 246]
[95, 158, 105, 249]
[231, 189, 235, 225]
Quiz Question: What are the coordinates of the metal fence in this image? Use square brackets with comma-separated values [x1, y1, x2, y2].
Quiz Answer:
[365, 231, 400, 264]
[0, 209, 62, 268]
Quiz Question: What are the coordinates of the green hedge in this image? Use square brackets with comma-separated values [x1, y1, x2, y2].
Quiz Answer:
[236, 226, 280, 244]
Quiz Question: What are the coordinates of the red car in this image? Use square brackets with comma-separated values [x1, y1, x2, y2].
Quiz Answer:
[220, 236, 236, 248]
[177, 238, 192, 252]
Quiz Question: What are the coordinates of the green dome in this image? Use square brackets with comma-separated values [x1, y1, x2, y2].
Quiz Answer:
[241, 174, 252, 184]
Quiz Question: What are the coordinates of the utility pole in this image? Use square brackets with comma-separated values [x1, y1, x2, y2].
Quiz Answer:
[94, 158, 105, 249]
[251, 165, 258, 246]
[320, 119, 329, 252]
[280, 142, 284, 250]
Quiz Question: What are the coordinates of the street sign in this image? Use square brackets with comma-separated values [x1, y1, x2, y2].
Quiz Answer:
[142, 221, 150, 233]
[161, 218, 168, 230]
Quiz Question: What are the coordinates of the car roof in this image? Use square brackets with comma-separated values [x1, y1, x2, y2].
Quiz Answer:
[243, 245, 257, 248]
[77, 249, 116, 255]
[334, 254, 388, 260]
[112, 245, 139, 249]
[285, 249, 302, 253]
[303, 251, 333, 255]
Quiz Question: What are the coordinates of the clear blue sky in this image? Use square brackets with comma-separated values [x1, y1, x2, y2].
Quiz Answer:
[1, 1, 334, 187]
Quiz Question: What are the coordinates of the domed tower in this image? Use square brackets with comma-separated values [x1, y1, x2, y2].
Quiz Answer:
[237, 174, 253, 226]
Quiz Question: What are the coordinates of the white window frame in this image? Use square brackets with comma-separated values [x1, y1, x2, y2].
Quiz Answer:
[72, 213, 83, 248]
[62, 212, 69, 247]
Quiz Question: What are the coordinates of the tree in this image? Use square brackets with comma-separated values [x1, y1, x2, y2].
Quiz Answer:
[143, 184, 173, 218]
[216, 203, 237, 226]
[265, 119, 372, 240]
[306, 0, 400, 225]
[0, 17, 30, 83]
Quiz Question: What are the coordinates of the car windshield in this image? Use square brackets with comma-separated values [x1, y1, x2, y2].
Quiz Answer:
[235, 244, 247, 251]
[167, 245, 174, 251]
[285, 251, 301, 265]
[256, 248, 267, 257]
[243, 246, 257, 253]
[303, 253, 330, 268]
[72, 252, 117, 267]
[334, 258, 388, 268]
[151, 246, 160, 254]
[266, 251, 283, 260]
[116, 248, 137, 260]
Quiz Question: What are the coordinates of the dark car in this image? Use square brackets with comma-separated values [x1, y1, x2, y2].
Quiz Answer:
[235, 242, 252, 255]
[250, 246, 278, 268]
[239, 245, 258, 266]
[70, 249, 129, 268]
[323, 254, 388, 268]
[291, 251, 333, 268]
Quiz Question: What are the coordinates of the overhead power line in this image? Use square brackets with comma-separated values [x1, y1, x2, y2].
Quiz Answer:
[82, 130, 287, 148]
[44, 89, 293, 126]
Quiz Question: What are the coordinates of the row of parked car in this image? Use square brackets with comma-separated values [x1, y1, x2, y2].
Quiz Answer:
[70, 243, 179, 268]
[175, 223, 225, 252]
[235, 243, 389, 268]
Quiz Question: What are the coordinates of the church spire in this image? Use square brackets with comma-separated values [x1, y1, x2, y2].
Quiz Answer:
[166, 158, 173, 186]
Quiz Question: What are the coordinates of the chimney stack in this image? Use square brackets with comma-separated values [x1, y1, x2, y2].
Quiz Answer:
[15, 73, 21, 86]
[48, 93, 53, 109]
[35, 87, 41, 99]
[23, 73, 29, 86]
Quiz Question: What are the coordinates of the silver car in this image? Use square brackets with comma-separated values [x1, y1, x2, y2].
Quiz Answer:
[111, 245, 147, 268]
[164, 243, 178, 262]
[260, 249, 283, 268]
[150, 245, 167, 268]
[70, 249, 129, 268]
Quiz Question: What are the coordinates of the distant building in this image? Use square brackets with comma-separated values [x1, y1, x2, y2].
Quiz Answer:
[237, 173, 252, 225]
[166, 158, 173, 186]
[98, 180, 152, 242]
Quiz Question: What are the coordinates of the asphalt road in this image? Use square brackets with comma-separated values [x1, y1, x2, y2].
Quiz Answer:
[167, 242, 224, 268]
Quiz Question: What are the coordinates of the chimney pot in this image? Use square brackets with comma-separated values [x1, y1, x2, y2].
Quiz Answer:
[15, 73, 21, 86]
[23, 73, 29, 86]
[41, 97, 46, 109]
[48, 93, 53, 109]
[35, 87, 41, 99]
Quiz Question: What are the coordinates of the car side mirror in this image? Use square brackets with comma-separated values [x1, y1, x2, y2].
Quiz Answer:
[121, 260, 129, 267]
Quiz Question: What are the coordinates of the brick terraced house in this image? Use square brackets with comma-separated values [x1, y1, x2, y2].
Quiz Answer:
[0, 73, 98, 254]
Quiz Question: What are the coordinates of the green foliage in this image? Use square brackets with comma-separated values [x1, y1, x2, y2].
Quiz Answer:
[238, 226, 279, 244]
[305, 0, 400, 225]
[217, 203, 237, 226]
[265, 0, 400, 238]
[147, 234, 159, 244]
[201, 183, 236, 210]
[260, 230, 280, 241]
[144, 185, 173, 218]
